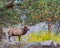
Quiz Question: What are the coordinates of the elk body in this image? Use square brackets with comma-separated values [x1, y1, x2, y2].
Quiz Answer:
[8, 25, 29, 42]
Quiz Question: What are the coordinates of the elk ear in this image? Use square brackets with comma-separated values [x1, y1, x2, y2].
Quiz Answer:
[22, 26, 24, 29]
[24, 25, 28, 27]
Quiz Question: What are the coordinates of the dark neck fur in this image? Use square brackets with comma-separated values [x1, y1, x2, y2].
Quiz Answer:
[22, 28, 28, 35]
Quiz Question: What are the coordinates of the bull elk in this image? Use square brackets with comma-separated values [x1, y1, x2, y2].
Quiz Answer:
[8, 25, 29, 42]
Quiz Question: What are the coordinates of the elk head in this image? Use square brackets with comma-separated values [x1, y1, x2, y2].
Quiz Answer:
[23, 25, 29, 31]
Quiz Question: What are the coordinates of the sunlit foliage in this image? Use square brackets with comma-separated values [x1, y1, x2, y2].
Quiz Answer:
[15, 31, 60, 42]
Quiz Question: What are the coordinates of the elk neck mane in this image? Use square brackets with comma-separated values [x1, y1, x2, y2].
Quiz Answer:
[22, 28, 28, 35]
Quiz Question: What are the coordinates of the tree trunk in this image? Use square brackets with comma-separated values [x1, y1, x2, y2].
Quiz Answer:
[0, 27, 2, 46]
[48, 23, 52, 38]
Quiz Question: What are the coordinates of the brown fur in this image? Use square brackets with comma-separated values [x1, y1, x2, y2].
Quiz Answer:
[8, 25, 29, 42]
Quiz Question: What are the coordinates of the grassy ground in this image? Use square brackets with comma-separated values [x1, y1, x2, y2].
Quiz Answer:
[15, 31, 60, 43]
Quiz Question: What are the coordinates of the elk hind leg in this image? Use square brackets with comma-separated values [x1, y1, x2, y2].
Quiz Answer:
[8, 35, 11, 42]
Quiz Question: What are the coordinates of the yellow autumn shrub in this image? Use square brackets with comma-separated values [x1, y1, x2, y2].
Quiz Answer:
[15, 31, 60, 43]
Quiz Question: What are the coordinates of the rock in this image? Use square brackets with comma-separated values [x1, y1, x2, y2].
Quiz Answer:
[22, 43, 43, 48]
[21, 43, 35, 48]
[54, 42, 57, 48]
[7, 44, 19, 48]
[56, 43, 60, 48]
[1, 42, 20, 48]
[2, 40, 60, 48]
[3, 44, 8, 48]
[42, 40, 56, 48]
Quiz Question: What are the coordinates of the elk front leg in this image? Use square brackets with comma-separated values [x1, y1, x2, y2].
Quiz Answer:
[18, 36, 21, 42]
